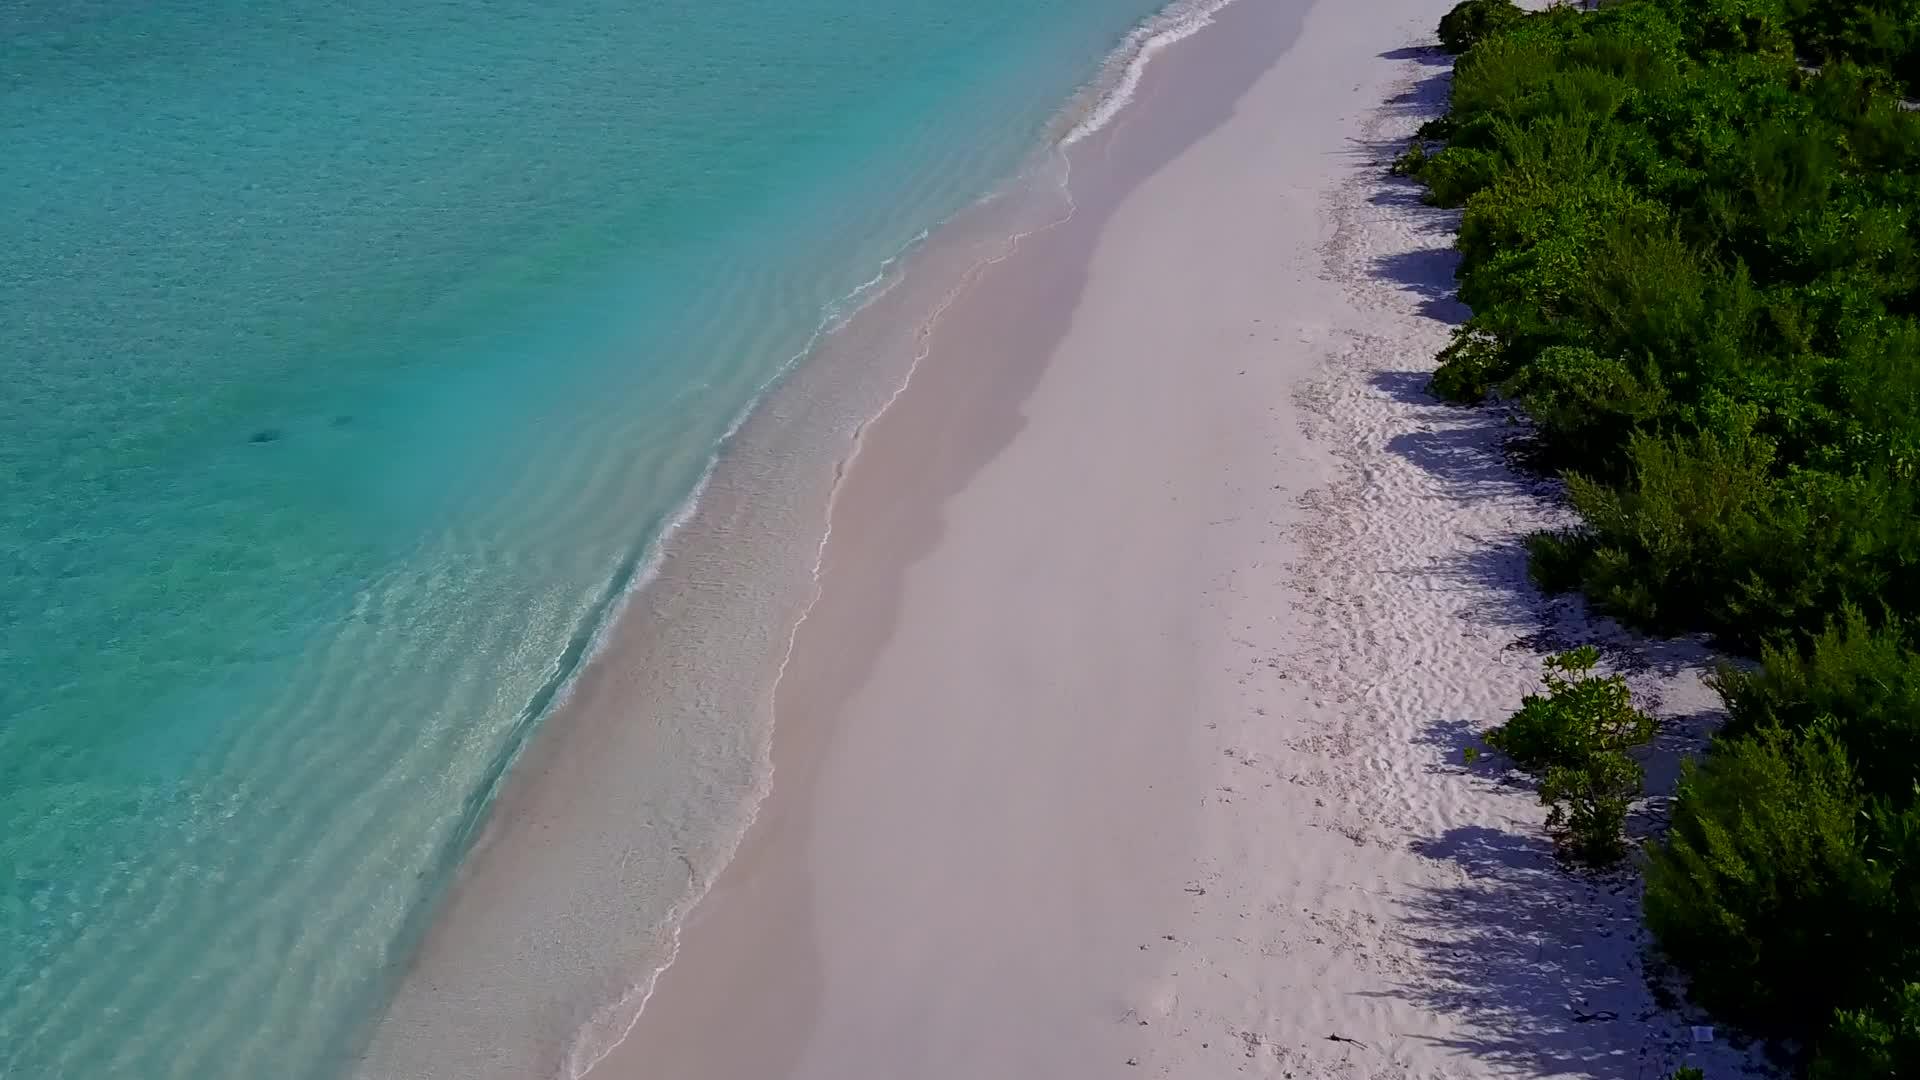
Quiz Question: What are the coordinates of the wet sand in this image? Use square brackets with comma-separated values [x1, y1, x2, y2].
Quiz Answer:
[408, 0, 1777, 1075]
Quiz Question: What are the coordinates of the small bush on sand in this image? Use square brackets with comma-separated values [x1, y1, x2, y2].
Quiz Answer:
[1541, 752, 1644, 863]
[1485, 647, 1654, 770]
[1484, 647, 1656, 862]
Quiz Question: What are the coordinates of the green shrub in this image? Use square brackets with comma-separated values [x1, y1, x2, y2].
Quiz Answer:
[1783, 0, 1920, 95]
[1408, 0, 1920, 1054]
[1438, 0, 1526, 53]
[1665, 1068, 1706, 1080]
[1714, 609, 1920, 801]
[1525, 529, 1593, 594]
[1541, 752, 1644, 862]
[1644, 726, 1888, 1040]
[1549, 420, 1779, 638]
[1670, 0, 1794, 56]
[1390, 140, 1432, 178]
[1429, 328, 1505, 402]
[1485, 648, 1656, 862]
[1406, 0, 1920, 656]
[1503, 346, 1668, 470]
[1486, 647, 1656, 769]
[1532, 420, 1917, 647]
[1813, 983, 1920, 1078]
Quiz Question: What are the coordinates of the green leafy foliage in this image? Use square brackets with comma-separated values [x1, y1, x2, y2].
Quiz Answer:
[1438, 0, 1526, 53]
[1784, 0, 1920, 94]
[1483, 648, 1656, 862]
[1486, 648, 1655, 768]
[1814, 983, 1920, 1078]
[1644, 726, 1888, 1038]
[1714, 609, 1920, 798]
[1541, 752, 1644, 862]
[1504, 346, 1669, 473]
[1410, 0, 1920, 1067]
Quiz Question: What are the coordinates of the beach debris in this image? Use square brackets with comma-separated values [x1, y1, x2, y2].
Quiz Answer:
[1325, 1033, 1369, 1049]
[1184, 884, 1207, 896]
[1690, 1025, 1715, 1043]
[1569, 1009, 1618, 1023]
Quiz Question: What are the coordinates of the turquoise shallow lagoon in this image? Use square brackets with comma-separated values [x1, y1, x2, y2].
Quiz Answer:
[0, 1, 1194, 1075]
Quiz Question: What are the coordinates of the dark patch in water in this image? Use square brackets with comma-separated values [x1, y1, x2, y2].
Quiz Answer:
[249, 428, 283, 444]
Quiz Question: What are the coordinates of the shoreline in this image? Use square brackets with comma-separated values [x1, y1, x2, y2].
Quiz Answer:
[355, 161, 1083, 1078]
[362, 0, 1786, 1074]
[352, 4, 1254, 1075]
[589, 0, 1319, 1073]
[593, 0, 1777, 1075]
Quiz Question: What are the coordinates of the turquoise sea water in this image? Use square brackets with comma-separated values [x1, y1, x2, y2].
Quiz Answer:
[0, 0, 1191, 1076]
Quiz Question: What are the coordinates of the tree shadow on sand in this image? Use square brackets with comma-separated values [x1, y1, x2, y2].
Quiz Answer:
[1339, 67, 1453, 175]
[1353, 65, 1468, 322]
[1363, 405, 1741, 1072]
[1389, 701, 1764, 1079]
[1386, 823, 1698, 1079]
[1373, 373, 1539, 501]
[1372, 248, 1472, 324]
[1346, 31, 1772, 1080]
[1381, 44, 1457, 67]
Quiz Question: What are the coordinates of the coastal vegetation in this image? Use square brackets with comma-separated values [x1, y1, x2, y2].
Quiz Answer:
[1403, 0, 1920, 1072]
[1482, 647, 1656, 862]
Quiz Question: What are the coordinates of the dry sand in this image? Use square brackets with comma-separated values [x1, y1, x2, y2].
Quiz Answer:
[595, 0, 1775, 1077]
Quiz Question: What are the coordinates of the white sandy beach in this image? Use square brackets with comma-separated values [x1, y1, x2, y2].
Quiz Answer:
[590, 0, 1770, 1077]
